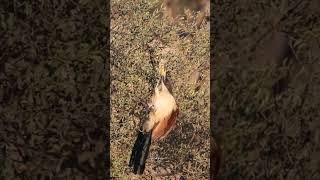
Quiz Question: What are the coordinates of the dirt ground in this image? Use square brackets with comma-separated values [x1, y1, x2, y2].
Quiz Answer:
[1, 1, 107, 179]
[111, 0, 210, 179]
[214, 0, 320, 179]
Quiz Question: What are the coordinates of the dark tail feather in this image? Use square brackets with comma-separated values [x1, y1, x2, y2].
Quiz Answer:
[129, 131, 152, 175]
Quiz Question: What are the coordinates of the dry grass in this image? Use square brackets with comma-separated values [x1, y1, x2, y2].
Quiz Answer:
[111, 0, 210, 179]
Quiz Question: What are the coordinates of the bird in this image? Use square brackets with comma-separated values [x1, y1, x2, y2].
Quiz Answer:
[129, 63, 179, 175]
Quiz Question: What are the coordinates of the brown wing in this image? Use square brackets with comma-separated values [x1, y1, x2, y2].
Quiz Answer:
[151, 108, 179, 140]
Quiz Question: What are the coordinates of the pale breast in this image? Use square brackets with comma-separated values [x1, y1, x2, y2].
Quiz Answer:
[153, 92, 177, 120]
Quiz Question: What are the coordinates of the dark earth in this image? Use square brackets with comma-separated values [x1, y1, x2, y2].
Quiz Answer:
[213, 0, 320, 179]
[1, 1, 107, 179]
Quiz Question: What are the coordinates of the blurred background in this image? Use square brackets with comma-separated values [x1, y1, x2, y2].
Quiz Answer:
[213, 0, 320, 179]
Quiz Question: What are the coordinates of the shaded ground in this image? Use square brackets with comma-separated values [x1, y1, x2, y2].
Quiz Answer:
[1, 1, 107, 179]
[111, 0, 210, 179]
[213, 0, 320, 179]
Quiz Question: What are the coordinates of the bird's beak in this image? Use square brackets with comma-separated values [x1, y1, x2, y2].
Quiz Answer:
[159, 64, 166, 82]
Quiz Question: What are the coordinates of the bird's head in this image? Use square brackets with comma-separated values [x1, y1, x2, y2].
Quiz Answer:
[159, 62, 166, 82]
[155, 60, 174, 94]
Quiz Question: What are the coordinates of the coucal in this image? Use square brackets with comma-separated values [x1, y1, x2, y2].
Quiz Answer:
[129, 65, 179, 175]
